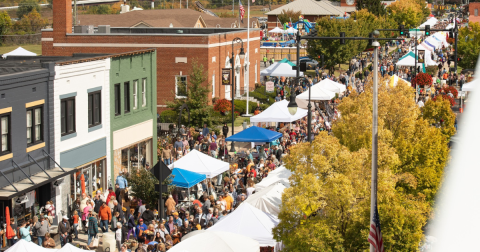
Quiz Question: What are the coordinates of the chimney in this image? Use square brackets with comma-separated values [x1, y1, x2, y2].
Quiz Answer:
[53, 0, 72, 38]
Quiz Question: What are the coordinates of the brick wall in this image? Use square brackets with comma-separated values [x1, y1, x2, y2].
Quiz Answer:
[469, 3, 480, 24]
[47, 0, 260, 115]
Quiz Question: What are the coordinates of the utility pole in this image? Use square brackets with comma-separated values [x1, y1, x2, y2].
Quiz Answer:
[370, 39, 380, 252]
[454, 13, 458, 73]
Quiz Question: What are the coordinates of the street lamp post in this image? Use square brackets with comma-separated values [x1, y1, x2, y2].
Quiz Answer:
[230, 37, 245, 152]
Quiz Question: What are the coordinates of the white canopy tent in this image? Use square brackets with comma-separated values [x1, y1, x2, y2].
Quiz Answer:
[286, 27, 297, 34]
[316, 78, 346, 93]
[419, 17, 438, 28]
[168, 149, 229, 178]
[295, 83, 335, 110]
[208, 203, 282, 250]
[250, 100, 308, 124]
[6, 239, 56, 252]
[268, 27, 285, 33]
[255, 166, 292, 192]
[57, 244, 90, 252]
[244, 182, 286, 216]
[260, 62, 304, 77]
[462, 81, 475, 91]
[2, 47, 37, 59]
[171, 231, 260, 252]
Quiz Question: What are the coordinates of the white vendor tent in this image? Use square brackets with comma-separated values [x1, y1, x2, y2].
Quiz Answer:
[57, 244, 90, 252]
[208, 203, 281, 250]
[255, 166, 292, 192]
[419, 17, 438, 28]
[295, 83, 335, 109]
[250, 100, 308, 123]
[268, 27, 285, 33]
[169, 149, 229, 178]
[261, 62, 304, 77]
[6, 239, 55, 252]
[462, 80, 475, 92]
[2, 47, 37, 59]
[316, 78, 346, 93]
[244, 182, 286, 216]
[286, 27, 297, 34]
[170, 231, 260, 252]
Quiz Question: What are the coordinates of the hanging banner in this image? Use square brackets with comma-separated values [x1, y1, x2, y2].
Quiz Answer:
[222, 68, 231, 85]
[418, 51, 425, 63]
[265, 81, 275, 92]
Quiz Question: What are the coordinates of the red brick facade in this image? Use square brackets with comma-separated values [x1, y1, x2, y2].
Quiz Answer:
[43, 0, 261, 114]
[469, 3, 480, 25]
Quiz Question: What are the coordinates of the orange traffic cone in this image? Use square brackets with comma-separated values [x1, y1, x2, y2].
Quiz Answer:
[459, 107, 463, 113]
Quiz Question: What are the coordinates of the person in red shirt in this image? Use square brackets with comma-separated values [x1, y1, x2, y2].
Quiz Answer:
[106, 186, 116, 205]
[289, 129, 297, 140]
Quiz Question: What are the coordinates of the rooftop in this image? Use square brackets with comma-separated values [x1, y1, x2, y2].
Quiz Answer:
[0, 49, 155, 75]
[77, 9, 243, 29]
[266, 0, 344, 16]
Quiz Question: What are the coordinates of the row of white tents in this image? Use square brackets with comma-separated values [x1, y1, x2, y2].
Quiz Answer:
[6, 240, 87, 252]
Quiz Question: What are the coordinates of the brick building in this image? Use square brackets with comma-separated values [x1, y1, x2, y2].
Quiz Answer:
[43, 0, 261, 114]
[469, 2, 480, 24]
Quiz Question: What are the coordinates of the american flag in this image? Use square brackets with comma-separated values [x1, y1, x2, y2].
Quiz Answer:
[239, 0, 245, 23]
[368, 202, 384, 252]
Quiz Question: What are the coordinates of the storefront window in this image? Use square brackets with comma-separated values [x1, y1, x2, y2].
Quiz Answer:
[120, 139, 152, 173]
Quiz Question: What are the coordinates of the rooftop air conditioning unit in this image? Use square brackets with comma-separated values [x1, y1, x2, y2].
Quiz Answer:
[98, 25, 111, 34]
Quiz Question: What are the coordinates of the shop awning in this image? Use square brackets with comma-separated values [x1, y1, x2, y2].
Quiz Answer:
[0, 166, 76, 200]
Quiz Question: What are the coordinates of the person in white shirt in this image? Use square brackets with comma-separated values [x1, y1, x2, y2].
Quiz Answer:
[115, 223, 122, 249]
[418, 98, 425, 108]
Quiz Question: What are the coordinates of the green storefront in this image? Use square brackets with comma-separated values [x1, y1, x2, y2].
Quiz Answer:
[109, 49, 157, 181]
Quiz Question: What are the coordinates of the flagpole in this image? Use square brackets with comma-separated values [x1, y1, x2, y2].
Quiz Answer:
[245, 0, 251, 116]
[370, 40, 379, 252]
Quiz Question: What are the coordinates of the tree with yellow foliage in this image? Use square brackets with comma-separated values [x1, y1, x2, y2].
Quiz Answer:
[387, 0, 428, 28]
[274, 75, 448, 251]
[422, 96, 456, 140]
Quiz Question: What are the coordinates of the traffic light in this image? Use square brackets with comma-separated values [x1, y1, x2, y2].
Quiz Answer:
[399, 25, 405, 36]
[368, 32, 374, 46]
[457, 57, 462, 62]
[425, 25, 430, 36]
[340, 32, 345, 44]
[449, 29, 454, 38]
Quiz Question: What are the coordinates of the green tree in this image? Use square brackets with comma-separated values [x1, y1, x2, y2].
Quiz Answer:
[17, 0, 40, 20]
[356, 0, 386, 16]
[166, 59, 211, 128]
[0, 11, 12, 45]
[86, 5, 113, 14]
[14, 9, 48, 33]
[387, 0, 426, 28]
[457, 22, 480, 69]
[126, 168, 174, 208]
[278, 9, 301, 24]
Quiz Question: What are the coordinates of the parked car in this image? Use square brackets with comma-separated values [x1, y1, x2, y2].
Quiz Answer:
[299, 57, 319, 70]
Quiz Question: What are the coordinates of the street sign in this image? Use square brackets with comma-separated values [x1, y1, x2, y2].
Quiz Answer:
[266, 81, 275, 92]
[222, 68, 231, 85]
[150, 160, 172, 183]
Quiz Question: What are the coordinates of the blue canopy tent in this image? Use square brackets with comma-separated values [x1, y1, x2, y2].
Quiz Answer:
[225, 126, 282, 142]
[171, 168, 206, 188]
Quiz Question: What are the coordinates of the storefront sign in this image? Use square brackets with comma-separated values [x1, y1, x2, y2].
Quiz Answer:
[15, 195, 28, 204]
[266, 81, 275, 92]
[222, 68, 231, 85]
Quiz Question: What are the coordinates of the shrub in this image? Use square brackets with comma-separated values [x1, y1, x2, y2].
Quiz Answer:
[159, 110, 177, 123]
[233, 100, 246, 114]
[433, 94, 455, 106]
[213, 98, 232, 113]
[425, 66, 437, 76]
[412, 72, 433, 87]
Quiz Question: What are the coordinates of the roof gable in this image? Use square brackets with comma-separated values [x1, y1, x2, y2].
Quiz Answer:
[266, 0, 344, 16]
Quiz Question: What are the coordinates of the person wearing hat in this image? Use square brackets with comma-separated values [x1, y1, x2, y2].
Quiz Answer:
[34, 215, 49, 246]
[135, 218, 147, 239]
[197, 132, 204, 142]
[172, 212, 182, 227]
[58, 216, 71, 247]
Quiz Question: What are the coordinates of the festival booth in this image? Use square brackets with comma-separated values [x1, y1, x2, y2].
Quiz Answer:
[5, 239, 56, 252]
[295, 84, 336, 110]
[386, 74, 411, 87]
[316, 78, 347, 94]
[170, 168, 207, 206]
[277, 58, 295, 66]
[169, 150, 229, 178]
[260, 62, 304, 77]
[255, 166, 292, 192]
[244, 182, 286, 216]
[419, 17, 438, 28]
[226, 126, 283, 143]
[396, 52, 427, 72]
[462, 81, 475, 92]
[1, 47, 37, 59]
[208, 203, 282, 251]
[268, 27, 285, 34]
[57, 244, 90, 252]
[250, 100, 308, 127]
[170, 231, 260, 252]
[286, 27, 297, 34]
